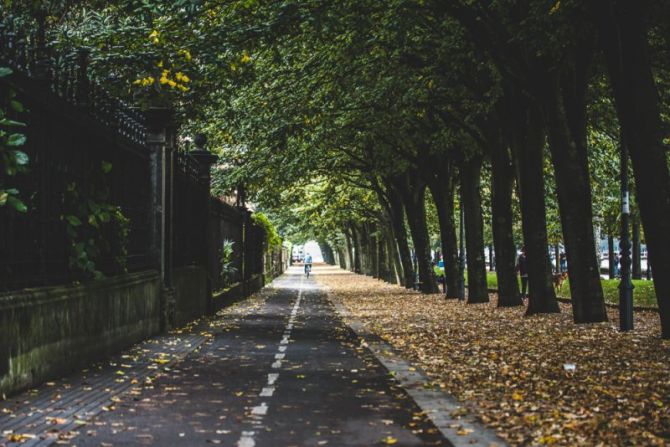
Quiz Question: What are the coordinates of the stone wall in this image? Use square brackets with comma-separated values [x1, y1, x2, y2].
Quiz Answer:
[0, 271, 161, 397]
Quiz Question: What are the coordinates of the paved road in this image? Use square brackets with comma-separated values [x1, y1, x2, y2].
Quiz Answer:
[2, 267, 451, 446]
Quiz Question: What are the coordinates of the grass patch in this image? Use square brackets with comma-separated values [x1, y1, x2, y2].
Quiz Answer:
[483, 271, 656, 307]
[436, 268, 657, 307]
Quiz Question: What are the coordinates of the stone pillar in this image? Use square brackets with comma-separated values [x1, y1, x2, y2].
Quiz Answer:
[189, 133, 218, 314]
[145, 107, 176, 331]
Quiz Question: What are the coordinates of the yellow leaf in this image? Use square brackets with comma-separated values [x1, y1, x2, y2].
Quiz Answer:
[381, 436, 398, 445]
[7, 434, 36, 442]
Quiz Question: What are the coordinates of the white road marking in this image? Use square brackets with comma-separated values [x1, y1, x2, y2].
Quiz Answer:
[251, 403, 268, 416]
[260, 387, 275, 397]
[238, 432, 256, 447]
[236, 270, 305, 447]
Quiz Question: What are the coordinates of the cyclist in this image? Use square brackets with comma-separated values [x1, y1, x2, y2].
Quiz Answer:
[304, 253, 313, 276]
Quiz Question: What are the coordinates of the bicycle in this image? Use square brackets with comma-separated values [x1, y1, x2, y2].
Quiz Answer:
[304, 263, 312, 277]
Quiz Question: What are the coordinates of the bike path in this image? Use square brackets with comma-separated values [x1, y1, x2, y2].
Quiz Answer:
[2, 268, 451, 446]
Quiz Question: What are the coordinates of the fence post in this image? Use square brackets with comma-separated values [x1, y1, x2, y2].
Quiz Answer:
[189, 133, 218, 314]
[76, 47, 90, 107]
[145, 106, 176, 331]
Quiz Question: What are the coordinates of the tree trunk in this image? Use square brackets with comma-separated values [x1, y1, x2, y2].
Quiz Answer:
[608, 235, 615, 279]
[554, 244, 560, 273]
[360, 223, 372, 275]
[594, 0, 670, 337]
[544, 70, 607, 323]
[423, 158, 460, 298]
[461, 158, 489, 303]
[350, 225, 362, 274]
[395, 173, 439, 294]
[369, 223, 380, 277]
[384, 180, 415, 288]
[337, 246, 347, 269]
[345, 231, 355, 271]
[632, 221, 641, 279]
[386, 228, 402, 285]
[377, 231, 392, 282]
[490, 135, 522, 307]
[509, 94, 559, 314]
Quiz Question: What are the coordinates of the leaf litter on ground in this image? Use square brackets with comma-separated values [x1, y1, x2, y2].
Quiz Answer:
[317, 270, 670, 446]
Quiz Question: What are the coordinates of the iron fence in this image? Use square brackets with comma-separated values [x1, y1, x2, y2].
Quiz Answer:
[0, 11, 279, 292]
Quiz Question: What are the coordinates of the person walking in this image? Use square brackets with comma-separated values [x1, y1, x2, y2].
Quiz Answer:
[304, 253, 313, 276]
[559, 252, 567, 273]
[516, 247, 529, 301]
[613, 252, 620, 277]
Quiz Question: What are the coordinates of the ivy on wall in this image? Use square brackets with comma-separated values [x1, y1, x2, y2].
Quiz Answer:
[0, 67, 28, 213]
[62, 161, 130, 281]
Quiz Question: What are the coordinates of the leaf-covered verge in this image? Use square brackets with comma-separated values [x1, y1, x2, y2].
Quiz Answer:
[317, 268, 670, 446]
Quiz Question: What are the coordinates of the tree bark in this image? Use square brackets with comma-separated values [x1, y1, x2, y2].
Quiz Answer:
[345, 230, 355, 271]
[490, 135, 522, 307]
[509, 93, 560, 314]
[544, 69, 607, 323]
[384, 180, 415, 288]
[423, 158, 460, 298]
[394, 173, 439, 294]
[461, 158, 489, 303]
[593, 0, 670, 337]
[377, 230, 392, 282]
[350, 225, 362, 274]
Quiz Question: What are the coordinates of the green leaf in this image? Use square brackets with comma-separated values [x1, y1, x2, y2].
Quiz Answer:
[66, 215, 83, 226]
[7, 133, 26, 146]
[0, 191, 8, 206]
[14, 150, 29, 165]
[10, 100, 24, 113]
[0, 67, 12, 77]
[7, 195, 27, 212]
[101, 161, 113, 173]
[0, 118, 25, 127]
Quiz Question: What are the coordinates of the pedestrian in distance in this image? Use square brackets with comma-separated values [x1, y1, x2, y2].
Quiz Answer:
[613, 252, 620, 278]
[304, 253, 313, 277]
[515, 247, 529, 302]
[559, 252, 567, 273]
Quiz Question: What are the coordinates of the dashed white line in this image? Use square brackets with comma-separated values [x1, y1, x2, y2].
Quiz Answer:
[238, 431, 256, 447]
[236, 271, 304, 447]
[251, 403, 269, 416]
[259, 387, 275, 397]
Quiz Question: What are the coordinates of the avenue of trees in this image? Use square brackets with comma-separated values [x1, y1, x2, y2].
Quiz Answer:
[10, 1, 669, 337]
